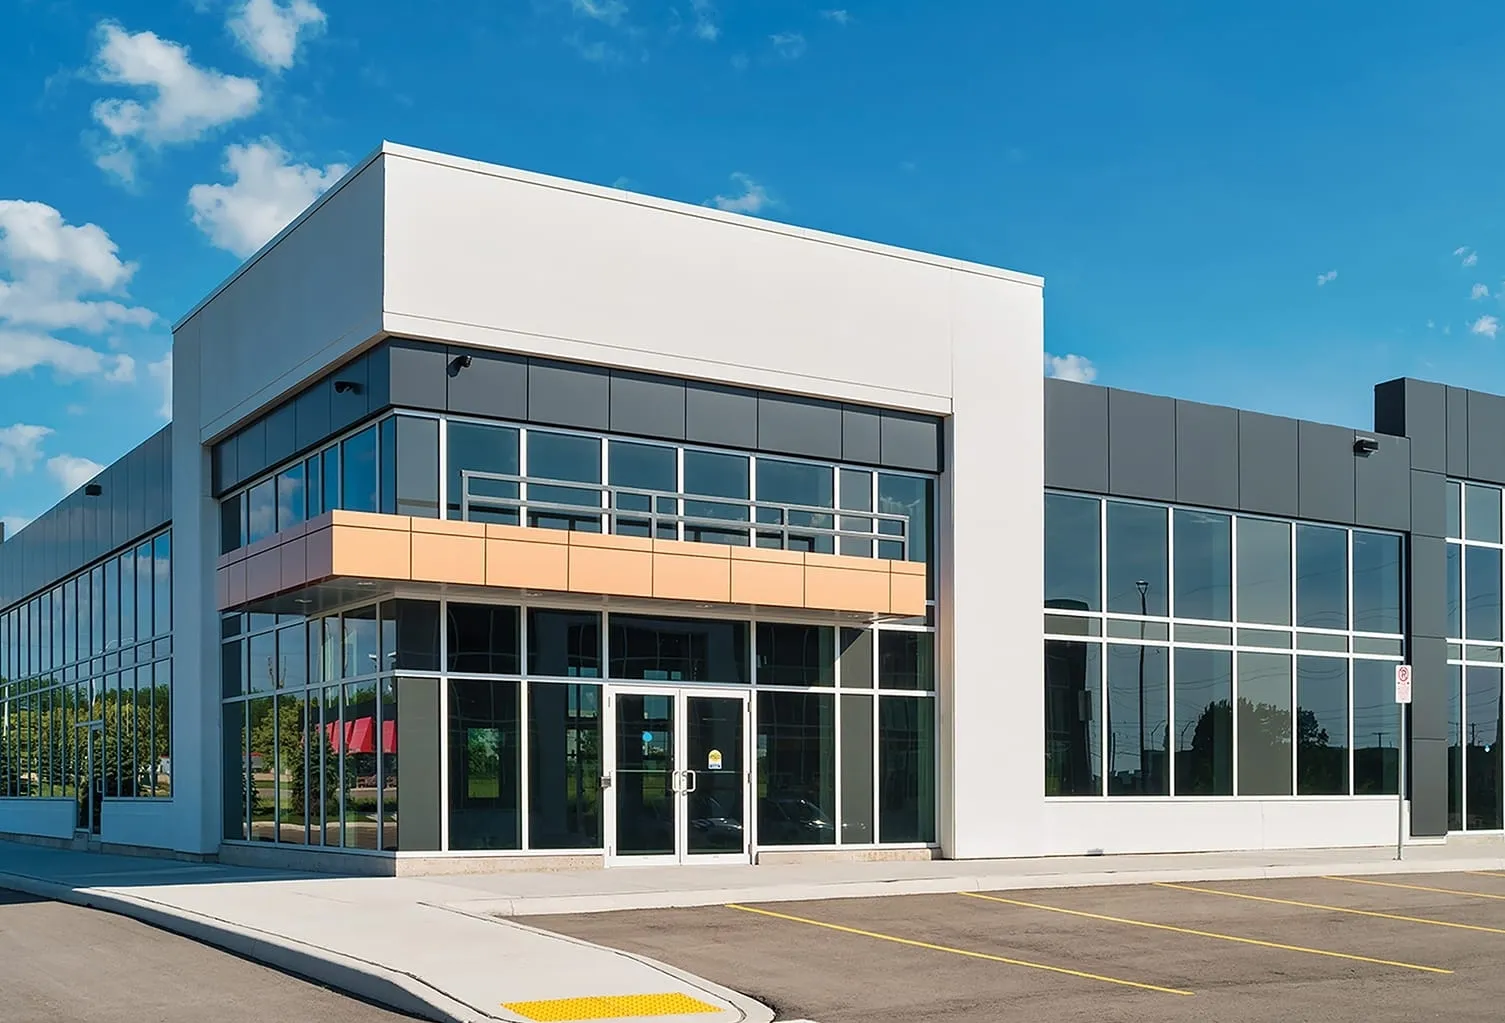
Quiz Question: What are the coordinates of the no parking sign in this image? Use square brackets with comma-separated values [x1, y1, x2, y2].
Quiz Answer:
[1394, 664, 1412, 705]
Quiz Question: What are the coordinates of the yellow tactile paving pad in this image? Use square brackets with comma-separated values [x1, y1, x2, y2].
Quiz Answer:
[501, 992, 722, 1021]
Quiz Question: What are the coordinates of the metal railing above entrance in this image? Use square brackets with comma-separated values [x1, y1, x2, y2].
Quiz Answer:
[460, 470, 910, 559]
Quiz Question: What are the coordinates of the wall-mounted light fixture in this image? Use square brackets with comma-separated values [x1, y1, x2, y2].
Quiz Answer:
[333, 380, 361, 395]
[84, 483, 104, 497]
[1353, 435, 1380, 456]
[454, 354, 473, 369]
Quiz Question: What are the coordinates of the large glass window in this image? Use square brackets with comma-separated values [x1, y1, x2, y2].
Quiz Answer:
[447, 603, 520, 675]
[341, 426, 379, 514]
[877, 474, 933, 577]
[608, 615, 748, 683]
[877, 695, 935, 843]
[757, 459, 835, 553]
[1237, 652, 1292, 796]
[527, 682, 602, 849]
[1045, 641, 1101, 796]
[757, 691, 836, 846]
[528, 609, 601, 678]
[877, 631, 934, 691]
[683, 450, 750, 546]
[1448, 664, 1463, 830]
[1295, 525, 1348, 630]
[1173, 648, 1232, 796]
[276, 463, 306, 532]
[448, 421, 520, 523]
[247, 479, 276, 545]
[391, 416, 440, 519]
[1465, 546, 1503, 642]
[608, 440, 677, 539]
[1354, 658, 1400, 795]
[448, 679, 521, 850]
[1106, 644, 1168, 795]
[756, 624, 835, 687]
[1237, 517, 1291, 626]
[1352, 532, 1402, 635]
[1173, 510, 1231, 622]
[1045, 494, 1100, 612]
[1466, 666, 1503, 830]
[1466, 484, 1503, 543]
[527, 431, 602, 532]
[1296, 656, 1348, 796]
[1105, 502, 1167, 616]
[1447, 542, 1463, 639]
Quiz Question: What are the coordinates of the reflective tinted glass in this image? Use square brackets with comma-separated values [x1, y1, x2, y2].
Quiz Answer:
[1105, 502, 1167, 616]
[1296, 656, 1348, 795]
[1352, 531, 1402, 634]
[608, 441, 677, 539]
[756, 623, 835, 686]
[1447, 542, 1463, 638]
[609, 615, 748, 683]
[341, 427, 379, 514]
[1354, 658, 1400, 795]
[1466, 545, 1503, 642]
[1466, 484, 1503, 543]
[447, 421, 519, 522]
[1173, 648, 1232, 795]
[1237, 652, 1292, 796]
[1173, 509, 1232, 622]
[1045, 494, 1100, 612]
[1045, 641, 1101, 796]
[1295, 524, 1347, 630]
[1106, 644, 1168, 795]
[1236, 517, 1291, 626]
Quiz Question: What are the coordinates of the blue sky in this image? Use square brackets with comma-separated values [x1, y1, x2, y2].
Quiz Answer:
[3, 1, 1505, 534]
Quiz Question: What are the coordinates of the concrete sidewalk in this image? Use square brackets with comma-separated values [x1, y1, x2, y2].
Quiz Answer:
[4, 838, 1505, 1023]
[0, 842, 769, 1023]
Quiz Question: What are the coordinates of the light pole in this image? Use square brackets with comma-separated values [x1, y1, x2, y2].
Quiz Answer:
[1136, 579, 1149, 791]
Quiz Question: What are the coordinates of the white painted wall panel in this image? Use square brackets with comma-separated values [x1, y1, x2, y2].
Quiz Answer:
[381, 148, 1022, 412]
[186, 159, 385, 441]
[1039, 799, 1398, 855]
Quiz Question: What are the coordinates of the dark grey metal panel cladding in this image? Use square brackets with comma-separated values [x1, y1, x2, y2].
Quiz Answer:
[386, 341, 449, 412]
[878, 411, 942, 473]
[212, 439, 237, 495]
[329, 351, 371, 433]
[1174, 400, 1239, 509]
[294, 381, 331, 454]
[528, 360, 610, 431]
[263, 403, 296, 469]
[1409, 635, 1449, 742]
[610, 371, 686, 441]
[1353, 434, 1409, 531]
[685, 382, 758, 449]
[1410, 535, 1447, 640]
[1296, 422, 1356, 524]
[1467, 391, 1505, 483]
[842, 407, 881, 466]
[236, 417, 267, 482]
[758, 393, 843, 461]
[1375, 378, 1446, 473]
[447, 348, 527, 420]
[1446, 387, 1470, 478]
[1237, 412, 1299, 517]
[1410, 737, 1448, 836]
[1107, 389, 1176, 501]
[364, 345, 391, 412]
[1044, 379, 1108, 493]
[1410, 469, 1446, 539]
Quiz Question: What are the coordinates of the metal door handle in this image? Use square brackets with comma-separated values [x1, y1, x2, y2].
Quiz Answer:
[684, 769, 698, 793]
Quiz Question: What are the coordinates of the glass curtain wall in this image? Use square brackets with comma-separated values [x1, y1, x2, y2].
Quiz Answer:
[0, 531, 172, 809]
[221, 602, 936, 852]
[1045, 492, 1404, 799]
[1446, 479, 1505, 831]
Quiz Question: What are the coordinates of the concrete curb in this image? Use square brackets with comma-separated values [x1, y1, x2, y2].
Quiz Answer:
[0, 869, 503, 1023]
[467, 854, 1505, 918]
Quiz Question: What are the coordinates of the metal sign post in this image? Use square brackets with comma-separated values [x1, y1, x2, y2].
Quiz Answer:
[1394, 664, 1412, 861]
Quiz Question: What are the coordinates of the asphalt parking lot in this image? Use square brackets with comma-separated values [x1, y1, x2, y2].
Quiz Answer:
[535, 870, 1505, 1022]
[0, 888, 416, 1023]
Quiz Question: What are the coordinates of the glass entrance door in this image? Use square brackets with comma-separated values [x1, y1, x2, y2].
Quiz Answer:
[609, 689, 749, 864]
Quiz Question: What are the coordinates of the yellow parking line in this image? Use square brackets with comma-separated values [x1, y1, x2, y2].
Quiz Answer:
[1465, 871, 1505, 880]
[1324, 875, 1505, 902]
[1155, 882, 1505, 935]
[961, 892, 1451, 975]
[724, 903, 1193, 996]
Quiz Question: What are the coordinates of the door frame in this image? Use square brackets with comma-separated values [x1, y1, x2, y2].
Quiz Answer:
[75, 719, 104, 837]
[604, 685, 752, 866]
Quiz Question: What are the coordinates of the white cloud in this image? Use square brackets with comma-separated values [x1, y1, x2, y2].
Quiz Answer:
[710, 173, 773, 214]
[730, 52, 749, 70]
[690, 0, 718, 40]
[91, 22, 261, 181]
[1473, 283, 1490, 300]
[0, 516, 31, 540]
[820, 9, 852, 24]
[47, 454, 106, 493]
[770, 32, 807, 59]
[0, 201, 151, 384]
[1455, 245, 1479, 267]
[1471, 314, 1499, 339]
[0, 424, 52, 476]
[570, 0, 627, 24]
[229, 0, 327, 71]
[188, 140, 348, 258]
[1045, 353, 1097, 383]
[1316, 270, 1337, 287]
[148, 352, 173, 419]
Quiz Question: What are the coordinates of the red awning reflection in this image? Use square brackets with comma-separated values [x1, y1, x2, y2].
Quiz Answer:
[323, 717, 396, 754]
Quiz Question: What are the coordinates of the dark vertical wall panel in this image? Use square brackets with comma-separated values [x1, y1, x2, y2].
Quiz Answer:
[294, 382, 332, 454]
[609, 372, 686, 441]
[263, 403, 296, 468]
[1410, 469, 1446, 539]
[236, 417, 267, 482]
[1174, 400, 1239, 509]
[841, 407, 881, 466]
[1410, 535, 1447, 641]
[1107, 389, 1176, 500]
[1296, 422, 1356, 524]
[1410, 737, 1448, 837]
[1375, 378, 1446, 473]
[1353, 435, 1410, 531]
[1238, 412, 1299, 517]
[528, 360, 610, 431]
[758, 393, 843, 460]
[447, 348, 527, 420]
[364, 345, 391, 412]
[1410, 635, 1448, 741]
[1044, 379, 1108, 493]
[396, 679, 443, 852]
[686, 382, 758, 449]
[1446, 387, 1470, 478]
[1467, 391, 1505, 483]
[386, 341, 450, 411]
[329, 352, 371, 433]
[879, 411, 941, 473]
[212, 440, 237, 496]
